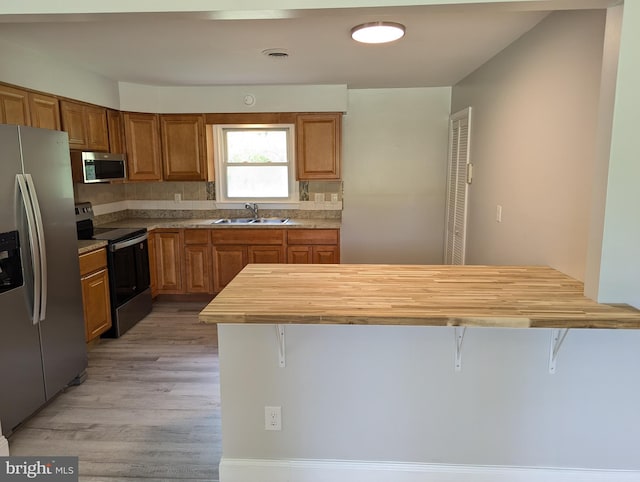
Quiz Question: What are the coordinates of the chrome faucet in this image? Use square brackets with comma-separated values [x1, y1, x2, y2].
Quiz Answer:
[244, 202, 259, 219]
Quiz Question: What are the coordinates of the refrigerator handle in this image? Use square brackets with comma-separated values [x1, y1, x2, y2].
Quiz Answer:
[16, 174, 42, 325]
[24, 174, 47, 322]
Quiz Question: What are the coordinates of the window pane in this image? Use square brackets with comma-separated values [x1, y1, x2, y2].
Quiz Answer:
[226, 130, 288, 164]
[227, 166, 289, 198]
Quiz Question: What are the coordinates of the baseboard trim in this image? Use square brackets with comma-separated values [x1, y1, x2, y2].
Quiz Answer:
[219, 457, 640, 482]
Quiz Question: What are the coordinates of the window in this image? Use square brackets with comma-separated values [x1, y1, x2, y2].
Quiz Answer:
[213, 124, 297, 202]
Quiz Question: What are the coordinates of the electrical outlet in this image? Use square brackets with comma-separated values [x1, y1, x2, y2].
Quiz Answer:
[174, 193, 181, 203]
[264, 406, 281, 431]
[331, 193, 339, 202]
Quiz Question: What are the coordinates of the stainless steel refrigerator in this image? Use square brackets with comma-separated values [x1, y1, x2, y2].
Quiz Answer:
[0, 124, 87, 436]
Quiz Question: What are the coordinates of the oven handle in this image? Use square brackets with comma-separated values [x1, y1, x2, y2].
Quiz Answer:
[110, 233, 148, 252]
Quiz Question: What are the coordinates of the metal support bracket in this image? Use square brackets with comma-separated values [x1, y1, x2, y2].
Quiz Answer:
[276, 324, 286, 368]
[548, 328, 570, 374]
[454, 327, 467, 372]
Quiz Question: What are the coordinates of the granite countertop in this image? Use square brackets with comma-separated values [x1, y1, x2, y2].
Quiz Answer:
[98, 217, 341, 231]
[78, 239, 108, 255]
[200, 264, 640, 329]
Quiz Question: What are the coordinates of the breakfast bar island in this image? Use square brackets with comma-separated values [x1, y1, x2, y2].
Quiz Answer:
[200, 264, 640, 482]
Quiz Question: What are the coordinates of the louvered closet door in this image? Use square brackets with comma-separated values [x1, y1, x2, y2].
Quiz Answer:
[444, 107, 472, 265]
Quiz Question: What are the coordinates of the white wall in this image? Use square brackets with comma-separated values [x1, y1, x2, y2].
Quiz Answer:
[341, 88, 451, 264]
[451, 10, 605, 281]
[119, 83, 347, 113]
[219, 323, 640, 471]
[588, 2, 640, 308]
[0, 37, 120, 109]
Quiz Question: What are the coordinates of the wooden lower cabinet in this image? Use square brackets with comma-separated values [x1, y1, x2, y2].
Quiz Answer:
[212, 246, 246, 293]
[286, 245, 339, 264]
[154, 230, 184, 294]
[184, 229, 212, 293]
[286, 229, 340, 264]
[248, 246, 284, 264]
[79, 248, 112, 342]
[211, 229, 285, 293]
[148, 227, 340, 295]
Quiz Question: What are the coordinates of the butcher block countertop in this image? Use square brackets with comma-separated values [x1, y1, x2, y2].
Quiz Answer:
[199, 264, 640, 329]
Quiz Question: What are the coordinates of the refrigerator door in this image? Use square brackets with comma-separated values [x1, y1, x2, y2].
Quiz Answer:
[0, 125, 46, 435]
[18, 126, 87, 400]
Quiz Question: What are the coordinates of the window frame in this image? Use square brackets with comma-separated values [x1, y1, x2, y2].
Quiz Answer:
[213, 123, 298, 203]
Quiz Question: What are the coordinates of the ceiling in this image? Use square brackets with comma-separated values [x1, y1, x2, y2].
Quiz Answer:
[0, 3, 610, 88]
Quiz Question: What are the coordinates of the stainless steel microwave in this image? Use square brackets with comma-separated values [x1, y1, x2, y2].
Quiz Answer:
[71, 151, 127, 183]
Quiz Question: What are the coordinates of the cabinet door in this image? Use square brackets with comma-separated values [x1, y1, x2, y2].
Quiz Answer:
[213, 246, 247, 293]
[107, 109, 126, 154]
[185, 245, 212, 293]
[60, 100, 87, 149]
[160, 114, 207, 181]
[81, 269, 112, 342]
[313, 246, 339, 264]
[84, 105, 109, 151]
[0, 85, 30, 126]
[28, 93, 60, 130]
[248, 246, 284, 264]
[296, 113, 341, 180]
[155, 231, 184, 293]
[124, 112, 163, 181]
[287, 246, 312, 264]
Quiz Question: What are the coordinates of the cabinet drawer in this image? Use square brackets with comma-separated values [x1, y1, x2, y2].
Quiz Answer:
[212, 229, 284, 245]
[79, 248, 107, 276]
[287, 229, 339, 245]
[184, 229, 210, 245]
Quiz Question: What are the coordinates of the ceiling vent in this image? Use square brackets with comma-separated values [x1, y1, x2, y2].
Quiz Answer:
[262, 48, 289, 59]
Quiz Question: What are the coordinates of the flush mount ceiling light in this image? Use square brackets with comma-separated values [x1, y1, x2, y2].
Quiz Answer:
[350, 21, 406, 44]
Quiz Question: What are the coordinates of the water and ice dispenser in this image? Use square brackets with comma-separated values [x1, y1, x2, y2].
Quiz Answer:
[0, 231, 23, 294]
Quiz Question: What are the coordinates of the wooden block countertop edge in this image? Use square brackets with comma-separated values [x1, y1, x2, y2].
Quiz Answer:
[199, 264, 640, 330]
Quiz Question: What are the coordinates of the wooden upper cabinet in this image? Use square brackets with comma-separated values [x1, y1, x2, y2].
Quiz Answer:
[160, 114, 208, 181]
[60, 101, 86, 147]
[107, 109, 126, 154]
[0, 85, 31, 126]
[60, 100, 108, 151]
[85, 104, 109, 151]
[124, 112, 162, 181]
[28, 93, 60, 130]
[296, 113, 342, 180]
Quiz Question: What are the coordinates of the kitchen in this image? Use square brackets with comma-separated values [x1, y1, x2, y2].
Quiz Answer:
[1, 0, 640, 481]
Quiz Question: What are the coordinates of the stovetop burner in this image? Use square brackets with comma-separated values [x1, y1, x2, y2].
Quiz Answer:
[75, 202, 146, 243]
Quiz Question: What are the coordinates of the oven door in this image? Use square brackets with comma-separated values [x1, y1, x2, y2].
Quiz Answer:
[109, 233, 150, 307]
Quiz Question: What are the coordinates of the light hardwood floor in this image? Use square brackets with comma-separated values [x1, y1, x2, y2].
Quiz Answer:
[8, 301, 221, 482]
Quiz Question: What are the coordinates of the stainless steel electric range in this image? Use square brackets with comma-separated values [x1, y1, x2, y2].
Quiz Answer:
[75, 202, 152, 337]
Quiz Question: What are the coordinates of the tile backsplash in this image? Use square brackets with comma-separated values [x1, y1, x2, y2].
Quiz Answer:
[76, 180, 343, 205]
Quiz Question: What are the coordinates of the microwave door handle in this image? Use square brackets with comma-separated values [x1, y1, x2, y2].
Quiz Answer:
[24, 174, 47, 322]
[16, 174, 42, 325]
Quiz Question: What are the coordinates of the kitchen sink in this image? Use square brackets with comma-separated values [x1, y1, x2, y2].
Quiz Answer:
[212, 218, 255, 224]
[212, 217, 289, 225]
[252, 217, 290, 224]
